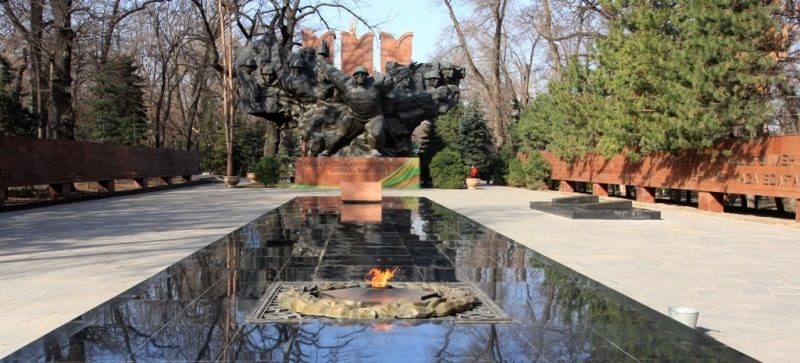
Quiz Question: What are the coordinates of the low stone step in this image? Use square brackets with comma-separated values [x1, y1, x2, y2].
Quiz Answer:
[530, 196, 661, 220]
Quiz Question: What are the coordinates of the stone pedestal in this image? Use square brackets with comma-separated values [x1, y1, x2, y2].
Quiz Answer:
[698, 191, 724, 213]
[341, 182, 382, 202]
[636, 186, 657, 203]
[592, 183, 609, 196]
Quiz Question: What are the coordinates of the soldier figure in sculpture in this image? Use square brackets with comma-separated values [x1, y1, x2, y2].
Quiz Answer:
[234, 35, 464, 157]
[320, 65, 390, 157]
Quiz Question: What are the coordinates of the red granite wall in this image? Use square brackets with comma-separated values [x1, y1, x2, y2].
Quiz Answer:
[542, 135, 800, 199]
[541, 135, 800, 221]
[301, 30, 413, 75]
[0, 135, 201, 187]
[379, 32, 413, 73]
[340, 31, 375, 75]
[301, 29, 336, 65]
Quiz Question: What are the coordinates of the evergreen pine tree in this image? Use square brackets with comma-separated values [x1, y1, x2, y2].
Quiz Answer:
[457, 103, 494, 179]
[431, 104, 461, 147]
[530, 0, 782, 160]
[87, 55, 148, 145]
[0, 56, 35, 136]
[419, 120, 447, 186]
[239, 121, 266, 172]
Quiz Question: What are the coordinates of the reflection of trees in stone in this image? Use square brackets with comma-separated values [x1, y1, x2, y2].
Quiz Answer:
[41, 236, 243, 361]
[432, 322, 456, 359]
[23, 197, 752, 361]
[427, 323, 533, 361]
[420, 201, 484, 244]
[438, 221, 744, 360]
[418, 210, 517, 361]
[237, 203, 333, 296]
[454, 232, 534, 361]
[287, 325, 363, 362]
[220, 232, 239, 361]
[231, 323, 368, 361]
[466, 325, 503, 362]
[526, 257, 749, 360]
[132, 241, 237, 360]
[293, 208, 337, 255]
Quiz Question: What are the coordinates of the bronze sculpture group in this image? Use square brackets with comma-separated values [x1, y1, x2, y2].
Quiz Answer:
[236, 34, 464, 157]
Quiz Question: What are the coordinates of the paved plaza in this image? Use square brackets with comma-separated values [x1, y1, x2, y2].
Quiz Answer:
[1, 180, 798, 362]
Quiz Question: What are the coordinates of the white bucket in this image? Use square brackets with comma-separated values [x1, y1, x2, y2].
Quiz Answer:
[668, 307, 699, 328]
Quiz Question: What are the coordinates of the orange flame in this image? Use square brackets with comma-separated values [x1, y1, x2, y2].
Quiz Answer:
[365, 266, 399, 288]
[371, 323, 393, 332]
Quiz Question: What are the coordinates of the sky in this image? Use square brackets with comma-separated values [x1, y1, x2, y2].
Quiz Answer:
[364, 0, 448, 61]
[313, 0, 451, 64]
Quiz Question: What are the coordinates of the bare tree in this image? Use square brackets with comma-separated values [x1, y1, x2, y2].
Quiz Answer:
[503, 6, 543, 106]
[442, 0, 513, 147]
[47, 0, 75, 139]
[526, 0, 606, 81]
[2, 0, 168, 140]
[768, 0, 800, 134]
[432, 0, 609, 148]
[132, 2, 198, 149]
[93, 0, 169, 65]
[2, 0, 50, 138]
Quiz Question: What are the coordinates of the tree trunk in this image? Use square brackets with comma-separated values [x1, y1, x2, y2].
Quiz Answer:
[30, 0, 48, 138]
[49, 0, 75, 140]
[540, 0, 562, 81]
[263, 121, 279, 157]
[444, 0, 510, 147]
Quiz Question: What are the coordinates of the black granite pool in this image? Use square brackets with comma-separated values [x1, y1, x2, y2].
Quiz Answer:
[1, 196, 757, 362]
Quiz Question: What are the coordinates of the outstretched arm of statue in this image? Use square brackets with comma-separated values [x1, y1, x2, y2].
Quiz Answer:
[320, 61, 350, 92]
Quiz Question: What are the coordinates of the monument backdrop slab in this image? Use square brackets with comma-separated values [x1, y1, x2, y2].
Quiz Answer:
[294, 157, 419, 188]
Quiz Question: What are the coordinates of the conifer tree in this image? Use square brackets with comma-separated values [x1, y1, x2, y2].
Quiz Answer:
[0, 56, 34, 136]
[419, 120, 447, 186]
[87, 55, 148, 145]
[529, 0, 782, 161]
[431, 104, 461, 148]
[457, 102, 495, 178]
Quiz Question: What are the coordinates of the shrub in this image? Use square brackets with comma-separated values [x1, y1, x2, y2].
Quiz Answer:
[429, 148, 470, 189]
[487, 146, 513, 185]
[253, 156, 281, 187]
[506, 152, 551, 190]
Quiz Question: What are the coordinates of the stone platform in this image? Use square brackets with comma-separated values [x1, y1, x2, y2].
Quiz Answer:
[4, 184, 799, 362]
[530, 195, 661, 220]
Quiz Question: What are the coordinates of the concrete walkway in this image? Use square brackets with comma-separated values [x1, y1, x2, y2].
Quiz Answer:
[1, 180, 798, 362]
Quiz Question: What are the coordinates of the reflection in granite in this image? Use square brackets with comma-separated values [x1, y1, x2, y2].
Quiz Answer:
[2, 197, 756, 362]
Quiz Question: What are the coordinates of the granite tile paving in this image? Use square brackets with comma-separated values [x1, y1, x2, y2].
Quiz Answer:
[1, 180, 798, 362]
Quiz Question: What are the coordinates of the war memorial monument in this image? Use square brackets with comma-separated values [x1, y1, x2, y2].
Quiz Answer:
[234, 33, 465, 187]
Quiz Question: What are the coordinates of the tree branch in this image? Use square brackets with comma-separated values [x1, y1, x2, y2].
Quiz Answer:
[443, 0, 488, 89]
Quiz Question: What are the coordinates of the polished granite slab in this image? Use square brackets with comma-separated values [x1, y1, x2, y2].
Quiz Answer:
[530, 195, 662, 220]
[1, 196, 755, 362]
